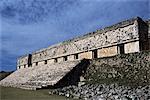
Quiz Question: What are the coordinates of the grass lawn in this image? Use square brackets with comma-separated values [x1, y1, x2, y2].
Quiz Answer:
[0, 86, 73, 100]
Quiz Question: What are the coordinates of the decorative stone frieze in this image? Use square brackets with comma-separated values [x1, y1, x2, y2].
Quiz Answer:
[17, 17, 149, 69]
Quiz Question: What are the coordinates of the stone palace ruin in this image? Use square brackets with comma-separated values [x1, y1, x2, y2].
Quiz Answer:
[1, 17, 150, 90]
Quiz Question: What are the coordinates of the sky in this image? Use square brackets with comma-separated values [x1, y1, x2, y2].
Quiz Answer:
[0, 0, 149, 71]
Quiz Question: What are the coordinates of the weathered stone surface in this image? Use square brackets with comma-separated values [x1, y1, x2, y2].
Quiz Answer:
[49, 51, 150, 99]
[31, 22, 139, 62]
[18, 17, 149, 69]
[0, 60, 83, 89]
[84, 51, 150, 86]
[50, 84, 150, 100]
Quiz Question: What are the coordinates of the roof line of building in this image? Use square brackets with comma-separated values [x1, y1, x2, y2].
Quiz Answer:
[19, 16, 142, 58]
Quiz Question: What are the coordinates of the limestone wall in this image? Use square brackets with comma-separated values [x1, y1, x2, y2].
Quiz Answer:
[31, 18, 139, 63]
[57, 57, 64, 63]
[98, 46, 118, 57]
[48, 59, 55, 64]
[79, 51, 93, 59]
[17, 17, 150, 69]
[124, 41, 140, 53]
[17, 55, 29, 69]
[67, 55, 75, 61]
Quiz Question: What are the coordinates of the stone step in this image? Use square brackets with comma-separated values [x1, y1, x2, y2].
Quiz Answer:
[0, 59, 82, 90]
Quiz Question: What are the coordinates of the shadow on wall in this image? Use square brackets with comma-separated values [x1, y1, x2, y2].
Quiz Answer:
[51, 59, 91, 88]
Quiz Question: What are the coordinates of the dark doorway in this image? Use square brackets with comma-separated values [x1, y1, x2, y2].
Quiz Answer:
[63, 56, 67, 61]
[28, 54, 32, 67]
[117, 44, 125, 54]
[74, 54, 78, 59]
[92, 49, 98, 58]
[36, 62, 38, 66]
[44, 60, 47, 64]
[54, 58, 57, 63]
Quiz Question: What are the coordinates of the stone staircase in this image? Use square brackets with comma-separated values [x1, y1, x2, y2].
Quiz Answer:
[0, 60, 82, 90]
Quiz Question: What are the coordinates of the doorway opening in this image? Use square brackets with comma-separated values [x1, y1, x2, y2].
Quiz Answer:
[92, 49, 98, 58]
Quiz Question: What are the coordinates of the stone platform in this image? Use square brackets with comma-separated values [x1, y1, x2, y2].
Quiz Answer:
[0, 59, 87, 90]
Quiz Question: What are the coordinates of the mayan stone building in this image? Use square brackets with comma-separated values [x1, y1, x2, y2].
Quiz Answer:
[0, 17, 150, 90]
[17, 17, 150, 69]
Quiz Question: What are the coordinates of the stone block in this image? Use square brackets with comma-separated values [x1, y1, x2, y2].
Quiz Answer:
[48, 59, 55, 64]
[125, 41, 140, 53]
[98, 46, 117, 58]
[79, 51, 92, 59]
[68, 55, 75, 61]
[57, 57, 64, 63]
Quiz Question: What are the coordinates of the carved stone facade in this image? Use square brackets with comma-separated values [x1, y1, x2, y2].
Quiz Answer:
[17, 17, 150, 69]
